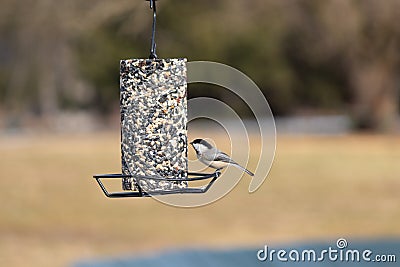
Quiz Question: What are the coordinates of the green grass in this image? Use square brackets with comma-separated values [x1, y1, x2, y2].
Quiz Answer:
[0, 133, 399, 266]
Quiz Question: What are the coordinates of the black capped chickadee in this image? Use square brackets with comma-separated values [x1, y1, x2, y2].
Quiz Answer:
[190, 138, 254, 176]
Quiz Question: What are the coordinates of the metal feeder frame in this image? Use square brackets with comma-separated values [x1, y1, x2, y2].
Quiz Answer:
[93, 171, 221, 198]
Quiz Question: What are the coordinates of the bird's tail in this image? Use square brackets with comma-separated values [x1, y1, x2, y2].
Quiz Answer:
[232, 163, 254, 176]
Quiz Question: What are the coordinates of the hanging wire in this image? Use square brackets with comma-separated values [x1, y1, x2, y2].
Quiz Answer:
[148, 0, 158, 59]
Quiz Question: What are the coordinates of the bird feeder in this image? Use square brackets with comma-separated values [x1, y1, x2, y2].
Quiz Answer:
[93, 0, 219, 198]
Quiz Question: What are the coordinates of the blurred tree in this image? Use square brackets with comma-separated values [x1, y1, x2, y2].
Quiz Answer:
[289, 0, 400, 132]
[0, 0, 144, 125]
[0, 0, 398, 132]
[346, 0, 400, 132]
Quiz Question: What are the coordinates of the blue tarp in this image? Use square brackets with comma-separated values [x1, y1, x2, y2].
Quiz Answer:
[75, 239, 399, 267]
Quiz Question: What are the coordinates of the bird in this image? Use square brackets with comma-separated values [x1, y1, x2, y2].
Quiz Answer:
[190, 138, 254, 176]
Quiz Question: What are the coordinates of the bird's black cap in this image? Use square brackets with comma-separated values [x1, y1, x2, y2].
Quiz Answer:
[190, 139, 214, 149]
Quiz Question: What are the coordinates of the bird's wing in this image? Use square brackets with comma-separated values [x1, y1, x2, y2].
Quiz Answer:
[200, 148, 219, 161]
[215, 153, 255, 176]
[213, 152, 235, 163]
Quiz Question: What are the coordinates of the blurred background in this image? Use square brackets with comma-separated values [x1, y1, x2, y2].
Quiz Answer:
[0, 0, 399, 266]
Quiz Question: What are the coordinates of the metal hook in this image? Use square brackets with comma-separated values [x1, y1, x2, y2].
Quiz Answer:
[148, 0, 158, 59]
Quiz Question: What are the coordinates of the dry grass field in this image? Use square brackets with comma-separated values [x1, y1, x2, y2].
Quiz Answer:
[0, 132, 399, 266]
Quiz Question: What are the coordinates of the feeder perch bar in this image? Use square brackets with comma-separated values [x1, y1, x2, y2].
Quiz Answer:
[93, 171, 221, 198]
